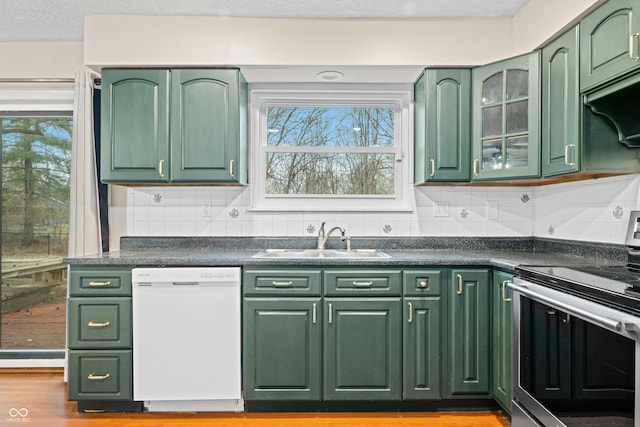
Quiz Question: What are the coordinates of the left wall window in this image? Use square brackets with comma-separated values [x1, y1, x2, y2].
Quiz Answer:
[0, 82, 73, 357]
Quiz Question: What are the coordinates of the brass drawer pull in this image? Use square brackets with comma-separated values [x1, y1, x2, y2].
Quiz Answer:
[430, 159, 435, 177]
[328, 303, 333, 324]
[87, 321, 110, 328]
[408, 302, 413, 323]
[312, 303, 317, 324]
[87, 373, 110, 381]
[88, 281, 111, 287]
[352, 281, 373, 287]
[159, 159, 165, 178]
[456, 274, 463, 295]
[501, 281, 512, 302]
[272, 280, 293, 287]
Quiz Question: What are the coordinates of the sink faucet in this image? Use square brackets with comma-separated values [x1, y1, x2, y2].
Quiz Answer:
[317, 222, 346, 250]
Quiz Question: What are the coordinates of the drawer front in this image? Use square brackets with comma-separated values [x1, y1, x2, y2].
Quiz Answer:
[324, 270, 402, 296]
[244, 269, 322, 296]
[68, 350, 132, 400]
[403, 269, 443, 296]
[68, 297, 132, 348]
[69, 267, 132, 296]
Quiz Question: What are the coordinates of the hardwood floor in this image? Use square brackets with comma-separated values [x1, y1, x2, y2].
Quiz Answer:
[0, 369, 509, 427]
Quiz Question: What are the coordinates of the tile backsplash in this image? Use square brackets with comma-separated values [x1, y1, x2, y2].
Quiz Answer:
[126, 174, 640, 245]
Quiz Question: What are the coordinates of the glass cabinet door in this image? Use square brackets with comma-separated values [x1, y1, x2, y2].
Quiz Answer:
[473, 53, 540, 180]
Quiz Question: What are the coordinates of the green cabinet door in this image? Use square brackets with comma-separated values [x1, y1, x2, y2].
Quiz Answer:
[446, 268, 490, 396]
[324, 297, 402, 400]
[491, 270, 513, 412]
[170, 69, 247, 182]
[580, 0, 640, 92]
[472, 53, 540, 181]
[243, 298, 322, 401]
[101, 69, 170, 183]
[415, 69, 471, 182]
[403, 297, 441, 400]
[541, 26, 581, 177]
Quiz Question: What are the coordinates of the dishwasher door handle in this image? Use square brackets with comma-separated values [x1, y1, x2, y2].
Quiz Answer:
[509, 282, 623, 332]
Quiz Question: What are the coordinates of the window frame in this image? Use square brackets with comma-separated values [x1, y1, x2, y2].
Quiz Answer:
[249, 83, 413, 212]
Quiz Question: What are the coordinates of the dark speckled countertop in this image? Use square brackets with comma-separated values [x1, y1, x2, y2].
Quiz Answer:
[63, 237, 628, 273]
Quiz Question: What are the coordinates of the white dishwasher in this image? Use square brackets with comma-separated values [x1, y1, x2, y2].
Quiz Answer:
[132, 267, 243, 412]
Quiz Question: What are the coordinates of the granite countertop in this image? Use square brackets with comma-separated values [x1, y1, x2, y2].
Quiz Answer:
[64, 237, 628, 273]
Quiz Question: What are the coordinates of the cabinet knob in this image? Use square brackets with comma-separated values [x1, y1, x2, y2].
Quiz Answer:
[418, 280, 428, 288]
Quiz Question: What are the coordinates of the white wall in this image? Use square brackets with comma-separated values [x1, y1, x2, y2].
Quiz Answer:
[0, 42, 84, 79]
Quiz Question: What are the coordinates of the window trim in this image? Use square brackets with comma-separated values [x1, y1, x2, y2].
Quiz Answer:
[249, 83, 413, 212]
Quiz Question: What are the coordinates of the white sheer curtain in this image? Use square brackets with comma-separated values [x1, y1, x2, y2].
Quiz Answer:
[68, 69, 102, 257]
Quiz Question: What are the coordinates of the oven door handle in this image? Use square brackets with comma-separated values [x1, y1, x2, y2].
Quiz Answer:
[508, 282, 623, 332]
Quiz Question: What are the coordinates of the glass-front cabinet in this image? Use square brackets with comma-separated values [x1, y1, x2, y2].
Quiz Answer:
[472, 53, 540, 181]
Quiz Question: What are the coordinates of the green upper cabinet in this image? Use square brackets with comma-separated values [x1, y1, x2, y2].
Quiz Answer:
[101, 68, 247, 184]
[491, 270, 513, 413]
[101, 69, 170, 183]
[580, 0, 640, 93]
[414, 69, 471, 182]
[472, 53, 540, 181]
[541, 26, 581, 177]
[446, 268, 491, 397]
[323, 297, 402, 401]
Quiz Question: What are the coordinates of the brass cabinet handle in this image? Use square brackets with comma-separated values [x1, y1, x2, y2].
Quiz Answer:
[229, 159, 235, 177]
[312, 303, 317, 324]
[630, 33, 640, 61]
[408, 302, 413, 323]
[87, 373, 110, 381]
[473, 159, 479, 177]
[501, 281, 512, 302]
[87, 321, 110, 328]
[418, 280, 428, 288]
[352, 281, 373, 287]
[564, 144, 576, 166]
[429, 159, 435, 177]
[328, 303, 333, 324]
[456, 274, 463, 295]
[88, 281, 111, 287]
[272, 280, 293, 287]
[159, 159, 165, 178]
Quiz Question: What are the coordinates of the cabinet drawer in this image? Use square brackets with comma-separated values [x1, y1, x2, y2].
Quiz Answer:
[69, 267, 132, 296]
[403, 270, 443, 296]
[68, 350, 132, 401]
[68, 298, 132, 348]
[324, 270, 402, 296]
[243, 269, 322, 296]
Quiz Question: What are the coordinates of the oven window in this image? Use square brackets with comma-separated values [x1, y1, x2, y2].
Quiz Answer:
[520, 298, 635, 425]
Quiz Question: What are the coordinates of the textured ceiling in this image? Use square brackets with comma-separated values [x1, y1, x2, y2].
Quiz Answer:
[0, 0, 529, 42]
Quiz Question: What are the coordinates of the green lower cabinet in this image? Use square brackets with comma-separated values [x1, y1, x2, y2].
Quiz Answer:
[68, 350, 132, 400]
[324, 298, 402, 400]
[403, 297, 441, 400]
[446, 269, 491, 397]
[491, 270, 513, 412]
[243, 298, 322, 400]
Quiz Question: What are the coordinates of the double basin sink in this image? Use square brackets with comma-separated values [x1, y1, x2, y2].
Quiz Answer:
[252, 248, 390, 259]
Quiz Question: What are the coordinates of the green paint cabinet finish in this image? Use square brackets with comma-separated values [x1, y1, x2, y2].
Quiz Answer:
[101, 68, 247, 183]
[323, 269, 402, 296]
[324, 297, 402, 400]
[67, 266, 135, 409]
[491, 270, 513, 413]
[243, 269, 322, 296]
[414, 69, 471, 182]
[68, 350, 133, 401]
[403, 297, 441, 400]
[446, 268, 491, 396]
[580, 0, 640, 93]
[541, 26, 581, 177]
[472, 53, 540, 181]
[243, 298, 322, 400]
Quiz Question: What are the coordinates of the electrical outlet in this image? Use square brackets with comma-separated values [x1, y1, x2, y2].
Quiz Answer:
[202, 201, 211, 217]
[434, 202, 450, 217]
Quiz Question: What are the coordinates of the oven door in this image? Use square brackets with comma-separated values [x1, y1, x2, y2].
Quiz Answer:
[510, 278, 639, 427]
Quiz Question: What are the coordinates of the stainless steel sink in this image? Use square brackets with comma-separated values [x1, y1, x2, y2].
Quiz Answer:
[252, 249, 390, 259]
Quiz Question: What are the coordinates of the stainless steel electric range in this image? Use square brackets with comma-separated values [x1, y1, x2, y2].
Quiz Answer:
[511, 211, 640, 427]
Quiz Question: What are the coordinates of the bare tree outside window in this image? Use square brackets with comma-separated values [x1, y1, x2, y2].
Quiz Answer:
[265, 106, 395, 196]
